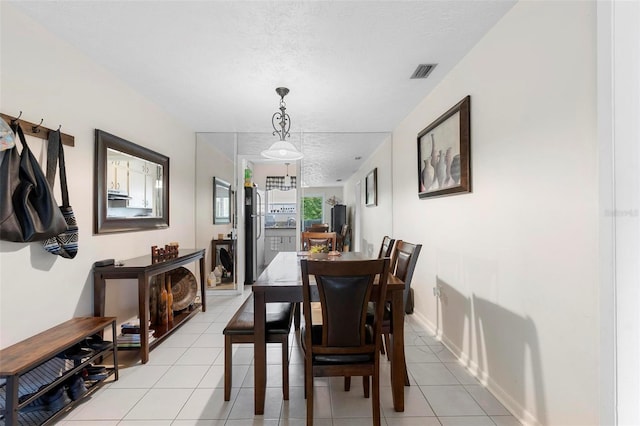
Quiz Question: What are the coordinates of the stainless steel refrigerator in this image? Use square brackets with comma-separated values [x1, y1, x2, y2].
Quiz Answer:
[244, 185, 264, 284]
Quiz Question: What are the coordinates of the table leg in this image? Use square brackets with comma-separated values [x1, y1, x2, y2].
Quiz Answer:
[93, 272, 106, 317]
[5, 375, 18, 426]
[254, 291, 267, 415]
[138, 273, 150, 364]
[391, 289, 405, 412]
[93, 272, 106, 339]
[199, 256, 207, 312]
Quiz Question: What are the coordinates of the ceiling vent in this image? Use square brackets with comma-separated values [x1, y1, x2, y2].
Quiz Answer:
[410, 64, 437, 79]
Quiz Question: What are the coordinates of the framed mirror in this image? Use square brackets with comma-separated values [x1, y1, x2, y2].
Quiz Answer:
[94, 129, 169, 234]
[213, 177, 231, 224]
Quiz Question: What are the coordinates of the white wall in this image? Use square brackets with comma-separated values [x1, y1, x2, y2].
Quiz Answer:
[0, 4, 196, 348]
[392, 1, 597, 425]
[195, 134, 235, 275]
[344, 135, 393, 256]
[597, 1, 640, 423]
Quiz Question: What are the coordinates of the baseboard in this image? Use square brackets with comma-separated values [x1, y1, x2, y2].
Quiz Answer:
[408, 311, 540, 426]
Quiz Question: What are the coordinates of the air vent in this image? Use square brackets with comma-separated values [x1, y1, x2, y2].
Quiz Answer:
[410, 64, 437, 79]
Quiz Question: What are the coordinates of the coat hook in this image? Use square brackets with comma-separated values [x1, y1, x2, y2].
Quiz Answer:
[57, 124, 62, 131]
[11, 111, 22, 124]
[32, 118, 44, 133]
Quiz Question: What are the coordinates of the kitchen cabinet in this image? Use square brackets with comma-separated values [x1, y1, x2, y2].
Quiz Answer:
[264, 228, 296, 265]
[128, 159, 155, 209]
[106, 157, 128, 193]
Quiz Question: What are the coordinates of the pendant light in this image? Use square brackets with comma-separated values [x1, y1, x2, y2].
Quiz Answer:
[284, 162, 292, 187]
[260, 87, 303, 160]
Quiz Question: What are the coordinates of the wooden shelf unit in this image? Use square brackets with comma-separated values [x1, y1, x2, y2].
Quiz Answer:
[93, 249, 206, 363]
[0, 317, 118, 426]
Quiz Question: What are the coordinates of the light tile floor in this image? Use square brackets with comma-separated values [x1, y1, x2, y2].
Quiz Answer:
[58, 293, 522, 425]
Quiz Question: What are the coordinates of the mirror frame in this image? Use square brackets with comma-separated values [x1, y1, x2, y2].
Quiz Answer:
[94, 129, 170, 234]
[213, 177, 231, 224]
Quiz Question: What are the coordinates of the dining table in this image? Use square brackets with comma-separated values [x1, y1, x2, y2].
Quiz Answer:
[251, 251, 406, 415]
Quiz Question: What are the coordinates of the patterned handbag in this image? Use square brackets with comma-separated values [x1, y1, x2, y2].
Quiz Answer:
[42, 129, 78, 259]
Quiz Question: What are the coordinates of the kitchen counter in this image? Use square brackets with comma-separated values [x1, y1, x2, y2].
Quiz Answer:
[265, 225, 296, 230]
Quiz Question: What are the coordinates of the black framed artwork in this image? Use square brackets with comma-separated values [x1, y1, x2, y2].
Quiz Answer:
[213, 177, 231, 224]
[365, 168, 377, 207]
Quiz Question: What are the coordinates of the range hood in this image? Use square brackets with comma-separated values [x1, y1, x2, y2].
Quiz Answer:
[107, 189, 131, 200]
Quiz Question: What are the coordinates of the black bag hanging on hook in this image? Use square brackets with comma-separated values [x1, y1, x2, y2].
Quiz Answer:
[42, 129, 78, 258]
[0, 123, 67, 242]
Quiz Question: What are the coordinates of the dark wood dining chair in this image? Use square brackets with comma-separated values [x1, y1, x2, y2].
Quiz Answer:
[381, 240, 422, 384]
[305, 223, 329, 233]
[301, 231, 337, 252]
[378, 235, 396, 265]
[300, 257, 390, 426]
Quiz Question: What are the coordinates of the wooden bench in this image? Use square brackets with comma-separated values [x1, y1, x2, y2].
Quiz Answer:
[0, 317, 118, 426]
[223, 294, 294, 401]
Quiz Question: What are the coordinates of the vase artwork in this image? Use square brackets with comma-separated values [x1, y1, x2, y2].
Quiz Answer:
[420, 134, 458, 192]
[417, 95, 470, 199]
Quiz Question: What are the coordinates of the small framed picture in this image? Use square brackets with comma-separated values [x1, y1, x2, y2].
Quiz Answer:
[213, 177, 231, 224]
[365, 168, 377, 206]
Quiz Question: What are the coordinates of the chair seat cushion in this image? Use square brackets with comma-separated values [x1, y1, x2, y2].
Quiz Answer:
[224, 295, 293, 336]
[301, 325, 374, 364]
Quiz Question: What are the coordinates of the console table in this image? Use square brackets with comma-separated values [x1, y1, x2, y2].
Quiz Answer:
[211, 238, 236, 284]
[93, 249, 206, 363]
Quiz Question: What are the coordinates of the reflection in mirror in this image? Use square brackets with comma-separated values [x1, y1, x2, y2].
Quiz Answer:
[95, 130, 169, 234]
[213, 177, 231, 224]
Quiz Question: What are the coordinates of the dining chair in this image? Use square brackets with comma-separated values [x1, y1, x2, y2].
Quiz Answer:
[338, 224, 351, 252]
[394, 240, 422, 315]
[301, 231, 337, 252]
[300, 257, 390, 426]
[378, 235, 396, 265]
[305, 223, 329, 233]
[380, 240, 421, 385]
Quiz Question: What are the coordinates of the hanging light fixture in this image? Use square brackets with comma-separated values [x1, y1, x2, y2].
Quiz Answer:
[260, 87, 303, 160]
[284, 162, 292, 187]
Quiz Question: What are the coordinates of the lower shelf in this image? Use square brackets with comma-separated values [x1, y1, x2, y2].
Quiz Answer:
[0, 364, 116, 426]
[116, 303, 202, 351]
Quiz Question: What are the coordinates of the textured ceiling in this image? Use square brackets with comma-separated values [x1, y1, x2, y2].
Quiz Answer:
[10, 0, 516, 186]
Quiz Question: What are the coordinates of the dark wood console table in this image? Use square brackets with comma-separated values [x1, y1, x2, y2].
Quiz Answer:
[211, 238, 236, 283]
[93, 249, 206, 363]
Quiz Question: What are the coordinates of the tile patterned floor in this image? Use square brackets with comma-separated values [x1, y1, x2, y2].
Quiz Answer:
[57, 293, 522, 425]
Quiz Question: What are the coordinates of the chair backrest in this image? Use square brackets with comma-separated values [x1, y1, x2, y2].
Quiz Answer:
[378, 236, 396, 265]
[301, 258, 390, 353]
[301, 231, 337, 251]
[305, 223, 329, 233]
[393, 240, 422, 311]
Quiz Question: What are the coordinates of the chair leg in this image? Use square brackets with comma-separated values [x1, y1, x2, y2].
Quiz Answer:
[305, 362, 314, 426]
[224, 335, 232, 401]
[384, 332, 391, 361]
[372, 369, 381, 426]
[344, 376, 351, 391]
[294, 302, 301, 330]
[282, 335, 289, 400]
[363, 376, 370, 398]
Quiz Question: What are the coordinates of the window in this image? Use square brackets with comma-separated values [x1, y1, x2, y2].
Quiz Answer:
[301, 195, 323, 229]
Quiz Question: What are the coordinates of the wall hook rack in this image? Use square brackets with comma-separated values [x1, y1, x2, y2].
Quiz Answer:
[1, 112, 75, 147]
[32, 118, 44, 133]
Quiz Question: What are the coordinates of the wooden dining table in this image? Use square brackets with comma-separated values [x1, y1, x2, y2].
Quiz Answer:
[251, 251, 406, 414]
